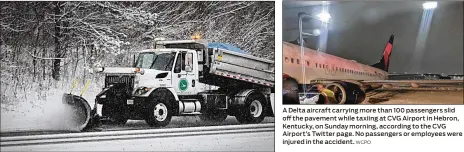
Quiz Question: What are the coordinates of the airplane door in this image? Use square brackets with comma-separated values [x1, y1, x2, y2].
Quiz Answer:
[324, 62, 330, 75]
[172, 51, 196, 95]
[331, 64, 336, 76]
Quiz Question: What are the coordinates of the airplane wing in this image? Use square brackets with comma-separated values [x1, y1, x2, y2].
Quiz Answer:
[360, 80, 463, 85]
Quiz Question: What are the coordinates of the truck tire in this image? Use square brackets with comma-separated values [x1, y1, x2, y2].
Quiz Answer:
[102, 104, 128, 125]
[144, 90, 173, 127]
[235, 91, 267, 124]
[200, 110, 228, 122]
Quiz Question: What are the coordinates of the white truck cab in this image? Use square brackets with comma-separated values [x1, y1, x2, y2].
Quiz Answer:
[132, 49, 201, 97]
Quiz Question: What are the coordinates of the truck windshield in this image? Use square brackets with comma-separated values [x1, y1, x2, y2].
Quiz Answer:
[135, 52, 176, 71]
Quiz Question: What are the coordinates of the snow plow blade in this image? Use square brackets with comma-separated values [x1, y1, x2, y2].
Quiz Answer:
[62, 94, 98, 131]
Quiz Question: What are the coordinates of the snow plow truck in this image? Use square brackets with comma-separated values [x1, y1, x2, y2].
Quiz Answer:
[63, 37, 275, 131]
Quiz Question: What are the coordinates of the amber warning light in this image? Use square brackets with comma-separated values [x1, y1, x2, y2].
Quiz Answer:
[191, 32, 201, 40]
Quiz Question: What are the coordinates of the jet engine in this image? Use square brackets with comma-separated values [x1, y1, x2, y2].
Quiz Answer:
[326, 82, 366, 104]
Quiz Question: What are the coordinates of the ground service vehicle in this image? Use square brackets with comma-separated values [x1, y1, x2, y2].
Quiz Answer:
[64, 38, 275, 131]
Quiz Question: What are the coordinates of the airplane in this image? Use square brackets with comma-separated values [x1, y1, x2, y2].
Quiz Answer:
[282, 34, 463, 105]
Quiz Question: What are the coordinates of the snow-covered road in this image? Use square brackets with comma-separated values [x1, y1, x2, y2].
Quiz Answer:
[1, 124, 275, 151]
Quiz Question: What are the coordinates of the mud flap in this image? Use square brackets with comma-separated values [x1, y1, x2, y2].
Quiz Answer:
[62, 93, 98, 131]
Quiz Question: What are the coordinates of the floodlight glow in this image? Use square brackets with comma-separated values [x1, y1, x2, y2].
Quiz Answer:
[422, 1, 437, 9]
[316, 12, 331, 23]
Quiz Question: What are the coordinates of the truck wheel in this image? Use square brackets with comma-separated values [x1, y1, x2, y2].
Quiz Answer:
[144, 92, 173, 127]
[200, 110, 228, 122]
[102, 104, 128, 125]
[235, 92, 267, 124]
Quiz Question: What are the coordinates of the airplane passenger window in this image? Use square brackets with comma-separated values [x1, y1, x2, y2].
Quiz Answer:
[285, 57, 288, 62]
[296, 59, 299, 64]
[307, 61, 310, 66]
[291, 58, 294, 63]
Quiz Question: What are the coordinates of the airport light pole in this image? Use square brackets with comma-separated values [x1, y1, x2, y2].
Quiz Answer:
[412, 1, 437, 72]
[298, 12, 330, 93]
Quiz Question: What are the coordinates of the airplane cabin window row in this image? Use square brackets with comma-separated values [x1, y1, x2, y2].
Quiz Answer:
[284, 56, 380, 77]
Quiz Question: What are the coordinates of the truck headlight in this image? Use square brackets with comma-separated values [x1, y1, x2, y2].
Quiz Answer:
[136, 87, 151, 95]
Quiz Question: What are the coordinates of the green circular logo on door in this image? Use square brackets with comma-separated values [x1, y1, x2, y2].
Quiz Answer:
[179, 79, 188, 91]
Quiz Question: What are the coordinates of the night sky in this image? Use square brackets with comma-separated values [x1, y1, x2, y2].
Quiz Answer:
[283, 1, 463, 75]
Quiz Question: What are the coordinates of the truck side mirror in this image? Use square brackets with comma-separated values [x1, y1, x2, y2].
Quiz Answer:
[185, 53, 193, 72]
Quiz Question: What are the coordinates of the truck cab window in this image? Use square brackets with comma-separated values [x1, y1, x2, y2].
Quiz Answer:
[135, 52, 176, 71]
[174, 51, 187, 73]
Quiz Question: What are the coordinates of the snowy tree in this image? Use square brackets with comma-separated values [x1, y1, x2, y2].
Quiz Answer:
[0, 1, 275, 105]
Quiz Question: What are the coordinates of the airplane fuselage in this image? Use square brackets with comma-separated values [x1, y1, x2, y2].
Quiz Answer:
[283, 41, 389, 85]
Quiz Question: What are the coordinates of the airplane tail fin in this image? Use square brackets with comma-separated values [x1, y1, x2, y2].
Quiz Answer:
[371, 34, 394, 72]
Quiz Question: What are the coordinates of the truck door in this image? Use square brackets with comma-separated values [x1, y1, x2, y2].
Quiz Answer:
[172, 51, 196, 95]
